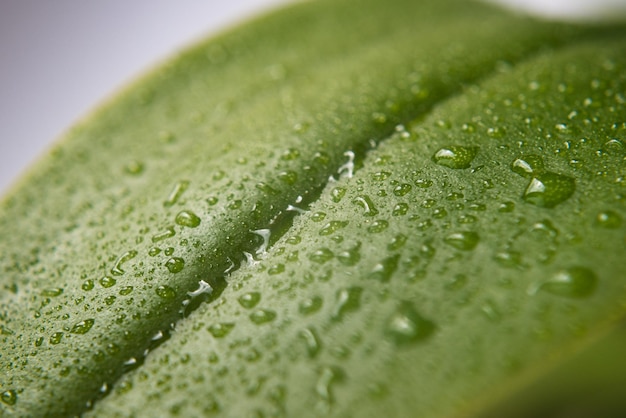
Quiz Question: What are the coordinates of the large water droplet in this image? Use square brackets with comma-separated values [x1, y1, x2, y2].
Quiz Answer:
[369, 254, 400, 282]
[299, 296, 323, 315]
[50, 332, 64, 345]
[156, 285, 177, 299]
[250, 309, 277, 324]
[432, 146, 478, 169]
[175, 210, 201, 228]
[111, 250, 138, 276]
[368, 220, 389, 233]
[336, 243, 361, 266]
[444, 231, 479, 251]
[510, 155, 544, 178]
[164, 180, 189, 207]
[309, 248, 334, 264]
[99, 276, 117, 288]
[539, 266, 597, 298]
[352, 195, 379, 216]
[1, 390, 17, 406]
[385, 302, 435, 346]
[238, 292, 261, 309]
[319, 221, 348, 236]
[523, 172, 575, 208]
[300, 327, 321, 358]
[165, 257, 185, 273]
[332, 287, 362, 321]
[71, 319, 95, 334]
[151, 226, 176, 243]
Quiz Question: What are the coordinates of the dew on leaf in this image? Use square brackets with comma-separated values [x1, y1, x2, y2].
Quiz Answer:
[300, 327, 321, 358]
[392, 203, 409, 216]
[368, 219, 389, 233]
[385, 301, 435, 346]
[352, 195, 379, 216]
[319, 221, 348, 236]
[111, 250, 138, 276]
[444, 231, 479, 251]
[50, 332, 64, 345]
[595, 210, 622, 229]
[238, 292, 261, 309]
[175, 210, 201, 228]
[299, 296, 323, 315]
[250, 309, 277, 324]
[432, 146, 478, 169]
[523, 172, 576, 208]
[309, 248, 334, 264]
[510, 155, 544, 178]
[165, 257, 185, 273]
[163, 180, 189, 207]
[71, 319, 95, 335]
[336, 243, 361, 266]
[124, 160, 144, 175]
[538, 266, 597, 298]
[155, 285, 177, 299]
[151, 227, 176, 243]
[208, 323, 235, 338]
[1, 390, 17, 406]
[99, 276, 117, 288]
[41, 288, 63, 297]
[332, 287, 362, 321]
[369, 254, 400, 282]
[393, 184, 412, 196]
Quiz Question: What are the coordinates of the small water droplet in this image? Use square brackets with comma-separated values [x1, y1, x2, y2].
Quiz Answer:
[110, 250, 138, 276]
[208, 323, 234, 338]
[175, 210, 201, 228]
[1, 390, 17, 406]
[352, 195, 379, 216]
[336, 243, 361, 266]
[50, 332, 64, 345]
[498, 201, 515, 213]
[385, 302, 435, 346]
[300, 327, 321, 358]
[538, 266, 597, 298]
[156, 285, 177, 299]
[432, 146, 478, 169]
[595, 210, 622, 229]
[368, 219, 389, 233]
[124, 160, 144, 175]
[151, 226, 175, 243]
[41, 288, 63, 297]
[309, 248, 334, 264]
[250, 309, 276, 324]
[510, 155, 544, 178]
[99, 276, 116, 288]
[165, 257, 185, 273]
[523, 172, 575, 208]
[164, 180, 189, 207]
[444, 231, 479, 251]
[369, 254, 400, 282]
[299, 296, 323, 315]
[332, 287, 362, 321]
[319, 221, 348, 236]
[71, 319, 95, 334]
[239, 292, 261, 309]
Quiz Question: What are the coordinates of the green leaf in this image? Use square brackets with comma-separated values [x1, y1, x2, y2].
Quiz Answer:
[1, 0, 625, 417]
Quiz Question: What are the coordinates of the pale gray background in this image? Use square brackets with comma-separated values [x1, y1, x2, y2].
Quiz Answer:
[1, 0, 624, 193]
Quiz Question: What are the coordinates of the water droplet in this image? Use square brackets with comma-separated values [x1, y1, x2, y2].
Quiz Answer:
[385, 302, 435, 346]
[602, 139, 625, 155]
[175, 210, 201, 228]
[299, 296, 323, 315]
[165, 257, 185, 273]
[369, 254, 400, 282]
[444, 231, 479, 251]
[111, 250, 138, 276]
[156, 285, 177, 299]
[268, 263, 285, 275]
[523, 172, 575, 208]
[352, 195, 379, 216]
[498, 201, 515, 213]
[336, 243, 361, 266]
[415, 178, 433, 188]
[163, 180, 189, 207]
[319, 221, 348, 236]
[309, 248, 334, 264]
[278, 170, 298, 185]
[124, 160, 144, 175]
[393, 184, 412, 196]
[50, 332, 64, 345]
[42, 288, 63, 297]
[538, 266, 597, 298]
[330, 187, 346, 203]
[300, 327, 321, 358]
[99, 276, 116, 288]
[238, 292, 261, 309]
[432, 146, 478, 169]
[81, 279, 94, 291]
[208, 323, 234, 338]
[316, 366, 344, 405]
[250, 309, 276, 324]
[368, 220, 389, 233]
[332, 287, 362, 321]
[511, 155, 544, 178]
[151, 226, 175, 243]
[1, 390, 17, 406]
[393, 202, 409, 216]
[71, 319, 95, 334]
[595, 210, 622, 229]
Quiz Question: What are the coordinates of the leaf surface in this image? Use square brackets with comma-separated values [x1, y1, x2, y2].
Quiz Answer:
[0, 0, 625, 417]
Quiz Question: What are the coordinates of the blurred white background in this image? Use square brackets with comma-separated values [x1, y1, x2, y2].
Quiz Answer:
[0, 0, 625, 193]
